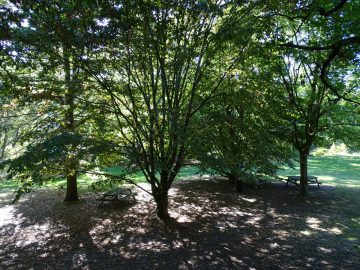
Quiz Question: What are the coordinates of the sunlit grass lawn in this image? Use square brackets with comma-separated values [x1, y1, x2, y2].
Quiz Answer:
[104, 165, 206, 183]
[0, 165, 204, 197]
[1, 155, 359, 198]
[278, 155, 360, 188]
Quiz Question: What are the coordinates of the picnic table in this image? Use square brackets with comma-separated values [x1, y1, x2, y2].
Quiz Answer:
[285, 175, 322, 188]
[97, 187, 137, 205]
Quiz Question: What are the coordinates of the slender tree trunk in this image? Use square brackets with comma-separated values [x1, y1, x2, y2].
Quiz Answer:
[229, 173, 243, 192]
[63, 45, 79, 202]
[155, 192, 170, 220]
[0, 127, 8, 161]
[64, 174, 78, 201]
[299, 151, 308, 197]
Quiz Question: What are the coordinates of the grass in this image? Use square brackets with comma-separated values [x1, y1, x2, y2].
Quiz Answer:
[0, 165, 205, 197]
[278, 155, 360, 188]
[1, 155, 359, 198]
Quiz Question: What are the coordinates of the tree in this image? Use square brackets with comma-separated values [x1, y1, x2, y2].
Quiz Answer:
[190, 60, 293, 191]
[267, 0, 360, 195]
[267, 0, 360, 106]
[0, 1, 113, 201]
[76, 0, 261, 219]
[276, 55, 342, 196]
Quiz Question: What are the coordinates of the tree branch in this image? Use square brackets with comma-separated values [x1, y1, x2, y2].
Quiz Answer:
[318, 0, 348, 17]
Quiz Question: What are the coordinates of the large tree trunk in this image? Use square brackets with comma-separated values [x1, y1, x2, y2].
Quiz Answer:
[151, 172, 171, 219]
[299, 151, 309, 197]
[64, 174, 78, 201]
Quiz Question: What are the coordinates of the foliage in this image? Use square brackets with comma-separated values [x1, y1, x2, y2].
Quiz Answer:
[0, 0, 359, 215]
[0, 0, 119, 200]
[190, 64, 294, 184]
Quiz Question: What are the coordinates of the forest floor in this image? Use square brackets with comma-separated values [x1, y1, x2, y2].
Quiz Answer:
[0, 177, 359, 270]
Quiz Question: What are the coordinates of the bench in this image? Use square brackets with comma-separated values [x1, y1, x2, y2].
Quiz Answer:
[285, 175, 322, 188]
[97, 187, 137, 205]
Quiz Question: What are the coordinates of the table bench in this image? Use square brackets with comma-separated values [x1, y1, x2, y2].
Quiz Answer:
[285, 175, 322, 188]
[97, 187, 137, 205]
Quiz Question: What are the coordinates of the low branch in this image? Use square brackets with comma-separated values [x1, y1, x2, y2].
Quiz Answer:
[85, 170, 153, 196]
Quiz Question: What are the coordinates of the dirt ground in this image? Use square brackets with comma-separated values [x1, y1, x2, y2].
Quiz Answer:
[0, 177, 359, 270]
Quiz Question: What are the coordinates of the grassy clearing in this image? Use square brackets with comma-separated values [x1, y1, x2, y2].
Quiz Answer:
[1, 155, 359, 199]
[278, 155, 360, 188]
[0, 165, 204, 198]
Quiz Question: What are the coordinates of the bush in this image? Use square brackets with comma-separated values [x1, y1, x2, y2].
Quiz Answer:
[328, 143, 348, 156]
[312, 147, 328, 156]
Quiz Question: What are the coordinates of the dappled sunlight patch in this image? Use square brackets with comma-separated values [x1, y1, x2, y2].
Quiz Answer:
[216, 221, 238, 232]
[241, 196, 257, 203]
[328, 227, 342, 235]
[173, 202, 205, 214]
[0, 192, 14, 200]
[178, 251, 236, 268]
[279, 244, 294, 251]
[245, 215, 263, 228]
[317, 175, 335, 181]
[271, 212, 292, 223]
[14, 222, 69, 247]
[306, 217, 322, 226]
[127, 239, 171, 253]
[300, 230, 312, 236]
[320, 260, 331, 266]
[228, 255, 243, 263]
[172, 213, 194, 223]
[242, 235, 255, 244]
[317, 246, 334, 254]
[216, 206, 258, 219]
[305, 217, 344, 235]
[351, 217, 360, 226]
[337, 182, 360, 188]
[0, 205, 18, 226]
[269, 242, 280, 249]
[273, 230, 290, 240]
[72, 250, 88, 269]
[305, 216, 330, 233]
[171, 239, 184, 249]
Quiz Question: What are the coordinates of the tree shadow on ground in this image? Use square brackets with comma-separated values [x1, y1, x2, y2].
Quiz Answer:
[0, 178, 359, 269]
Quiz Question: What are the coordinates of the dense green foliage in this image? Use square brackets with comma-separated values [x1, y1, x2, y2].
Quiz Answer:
[0, 0, 359, 218]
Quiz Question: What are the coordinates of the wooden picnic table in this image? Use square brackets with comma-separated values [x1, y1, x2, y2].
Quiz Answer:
[97, 187, 137, 205]
[285, 175, 322, 188]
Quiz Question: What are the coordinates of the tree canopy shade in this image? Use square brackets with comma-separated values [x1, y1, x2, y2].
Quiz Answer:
[76, 0, 266, 219]
[0, 0, 359, 218]
[190, 54, 294, 191]
[272, 0, 360, 105]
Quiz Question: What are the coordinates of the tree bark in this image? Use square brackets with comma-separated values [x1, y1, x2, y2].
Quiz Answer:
[0, 127, 8, 161]
[64, 174, 78, 201]
[299, 151, 308, 197]
[155, 192, 170, 220]
[229, 173, 243, 192]
[63, 44, 79, 202]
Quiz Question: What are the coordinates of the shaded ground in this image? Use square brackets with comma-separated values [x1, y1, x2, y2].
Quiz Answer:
[0, 178, 359, 270]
